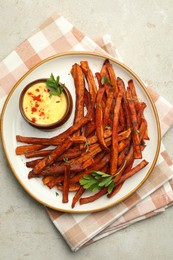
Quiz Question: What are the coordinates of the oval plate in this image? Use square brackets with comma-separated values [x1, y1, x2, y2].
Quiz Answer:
[0, 52, 161, 213]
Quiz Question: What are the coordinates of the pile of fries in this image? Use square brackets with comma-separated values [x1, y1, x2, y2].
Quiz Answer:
[16, 59, 149, 208]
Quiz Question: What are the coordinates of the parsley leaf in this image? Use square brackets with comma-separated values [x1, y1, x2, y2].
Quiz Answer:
[101, 76, 113, 86]
[46, 73, 65, 97]
[79, 160, 126, 194]
[63, 157, 69, 163]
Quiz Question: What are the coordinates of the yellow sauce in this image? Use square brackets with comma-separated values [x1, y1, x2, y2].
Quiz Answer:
[23, 82, 67, 125]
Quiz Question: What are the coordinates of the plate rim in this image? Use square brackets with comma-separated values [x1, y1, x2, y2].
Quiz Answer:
[0, 51, 161, 213]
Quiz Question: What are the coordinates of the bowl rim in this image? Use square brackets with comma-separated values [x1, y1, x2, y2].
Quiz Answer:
[19, 78, 73, 130]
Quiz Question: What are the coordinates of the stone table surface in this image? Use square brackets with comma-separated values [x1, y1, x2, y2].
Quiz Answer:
[0, 1, 173, 259]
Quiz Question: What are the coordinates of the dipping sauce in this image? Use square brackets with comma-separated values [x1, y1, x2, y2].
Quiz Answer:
[23, 82, 67, 125]
[19, 79, 73, 130]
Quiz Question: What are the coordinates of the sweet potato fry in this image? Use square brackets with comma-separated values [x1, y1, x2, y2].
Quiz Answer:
[128, 79, 141, 112]
[103, 86, 114, 128]
[42, 176, 55, 185]
[95, 72, 103, 89]
[71, 186, 85, 208]
[82, 157, 95, 170]
[127, 88, 142, 159]
[70, 154, 110, 184]
[95, 72, 107, 107]
[139, 118, 149, 142]
[26, 158, 42, 168]
[118, 139, 130, 153]
[71, 63, 85, 125]
[95, 87, 109, 151]
[121, 96, 131, 129]
[57, 183, 81, 192]
[31, 139, 72, 175]
[107, 183, 123, 198]
[16, 144, 46, 155]
[107, 160, 148, 199]
[70, 143, 102, 164]
[110, 92, 123, 175]
[80, 187, 108, 205]
[100, 62, 110, 90]
[57, 150, 82, 162]
[25, 149, 53, 158]
[114, 160, 149, 186]
[137, 102, 147, 125]
[46, 175, 64, 189]
[80, 128, 131, 150]
[40, 163, 82, 176]
[104, 59, 118, 94]
[80, 61, 97, 103]
[54, 116, 91, 141]
[62, 164, 70, 203]
[117, 77, 126, 94]
[16, 135, 56, 145]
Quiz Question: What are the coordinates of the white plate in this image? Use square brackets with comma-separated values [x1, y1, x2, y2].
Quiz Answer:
[0, 52, 161, 213]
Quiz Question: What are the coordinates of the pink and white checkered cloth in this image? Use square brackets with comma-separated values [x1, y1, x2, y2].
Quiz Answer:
[0, 13, 173, 252]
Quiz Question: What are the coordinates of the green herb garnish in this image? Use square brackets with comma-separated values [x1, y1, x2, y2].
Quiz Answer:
[55, 192, 59, 196]
[105, 125, 111, 130]
[84, 140, 90, 153]
[63, 157, 69, 163]
[46, 73, 65, 97]
[79, 160, 126, 194]
[101, 76, 112, 86]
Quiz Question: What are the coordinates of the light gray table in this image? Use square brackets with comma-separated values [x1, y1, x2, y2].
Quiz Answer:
[0, 1, 173, 259]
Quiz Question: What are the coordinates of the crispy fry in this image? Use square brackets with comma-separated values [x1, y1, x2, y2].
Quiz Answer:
[137, 102, 147, 125]
[80, 128, 131, 149]
[47, 175, 64, 189]
[25, 149, 53, 158]
[117, 77, 126, 94]
[62, 164, 70, 203]
[69, 135, 87, 143]
[80, 61, 97, 103]
[95, 72, 103, 89]
[57, 150, 82, 162]
[139, 118, 149, 142]
[128, 79, 141, 112]
[57, 183, 81, 192]
[71, 63, 85, 125]
[100, 63, 110, 89]
[26, 158, 42, 168]
[95, 87, 109, 151]
[118, 139, 130, 153]
[40, 163, 82, 176]
[103, 86, 114, 128]
[16, 135, 56, 145]
[82, 157, 95, 170]
[15, 144, 46, 155]
[80, 187, 108, 205]
[42, 176, 55, 185]
[122, 96, 131, 129]
[110, 92, 123, 175]
[104, 59, 118, 94]
[31, 139, 72, 175]
[114, 160, 149, 186]
[71, 186, 85, 208]
[70, 154, 110, 184]
[107, 183, 123, 198]
[54, 116, 91, 140]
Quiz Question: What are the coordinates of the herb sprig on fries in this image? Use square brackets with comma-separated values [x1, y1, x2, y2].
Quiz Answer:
[46, 73, 65, 97]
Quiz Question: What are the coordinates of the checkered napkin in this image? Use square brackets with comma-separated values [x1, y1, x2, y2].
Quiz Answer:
[1, 13, 173, 252]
